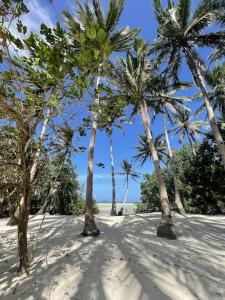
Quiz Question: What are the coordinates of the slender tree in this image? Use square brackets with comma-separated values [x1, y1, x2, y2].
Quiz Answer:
[152, 0, 225, 167]
[110, 39, 177, 238]
[64, 0, 139, 236]
[162, 113, 185, 214]
[117, 160, 139, 214]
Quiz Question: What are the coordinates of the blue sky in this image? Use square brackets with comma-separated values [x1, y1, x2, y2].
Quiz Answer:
[21, 0, 208, 202]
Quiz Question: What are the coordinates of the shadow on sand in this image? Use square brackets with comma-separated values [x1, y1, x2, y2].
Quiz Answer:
[0, 213, 225, 299]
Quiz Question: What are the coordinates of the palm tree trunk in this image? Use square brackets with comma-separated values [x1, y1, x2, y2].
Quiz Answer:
[163, 113, 185, 214]
[185, 48, 225, 168]
[81, 76, 100, 236]
[7, 109, 51, 226]
[187, 132, 196, 156]
[109, 130, 117, 216]
[118, 177, 128, 215]
[140, 101, 176, 239]
[122, 177, 129, 206]
[17, 128, 31, 273]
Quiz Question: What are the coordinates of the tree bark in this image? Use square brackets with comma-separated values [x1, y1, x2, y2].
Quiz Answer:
[81, 76, 100, 236]
[17, 127, 31, 273]
[7, 110, 51, 225]
[185, 48, 225, 168]
[163, 113, 185, 214]
[140, 101, 176, 239]
[109, 130, 117, 216]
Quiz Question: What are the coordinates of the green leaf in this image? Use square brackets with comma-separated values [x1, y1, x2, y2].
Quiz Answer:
[86, 26, 97, 40]
[96, 28, 107, 43]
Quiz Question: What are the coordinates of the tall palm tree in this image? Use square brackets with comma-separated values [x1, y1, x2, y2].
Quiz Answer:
[148, 77, 190, 215]
[170, 109, 208, 156]
[106, 120, 127, 216]
[117, 159, 139, 214]
[110, 39, 177, 238]
[64, 0, 139, 236]
[152, 0, 225, 168]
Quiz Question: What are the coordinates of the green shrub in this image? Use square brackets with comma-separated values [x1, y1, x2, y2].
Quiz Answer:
[70, 199, 100, 215]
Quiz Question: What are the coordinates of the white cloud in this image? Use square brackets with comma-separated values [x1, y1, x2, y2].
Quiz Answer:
[78, 173, 124, 183]
[6, 0, 54, 57]
[23, 0, 54, 32]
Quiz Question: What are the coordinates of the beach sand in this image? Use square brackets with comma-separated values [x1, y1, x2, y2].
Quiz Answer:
[1, 212, 225, 300]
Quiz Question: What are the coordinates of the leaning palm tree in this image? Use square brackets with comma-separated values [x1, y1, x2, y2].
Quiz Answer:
[149, 77, 190, 215]
[117, 160, 139, 214]
[64, 0, 139, 236]
[110, 39, 177, 238]
[152, 0, 225, 168]
[170, 109, 208, 156]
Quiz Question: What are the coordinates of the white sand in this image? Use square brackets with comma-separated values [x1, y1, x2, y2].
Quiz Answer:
[98, 202, 137, 215]
[0, 213, 225, 300]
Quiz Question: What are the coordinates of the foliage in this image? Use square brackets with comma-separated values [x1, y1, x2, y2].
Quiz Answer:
[63, 0, 139, 76]
[134, 133, 168, 165]
[140, 130, 225, 214]
[140, 171, 173, 211]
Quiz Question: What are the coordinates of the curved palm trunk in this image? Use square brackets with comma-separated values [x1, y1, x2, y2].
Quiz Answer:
[81, 76, 100, 236]
[109, 131, 117, 216]
[7, 109, 51, 225]
[163, 113, 185, 214]
[140, 101, 176, 239]
[185, 48, 225, 168]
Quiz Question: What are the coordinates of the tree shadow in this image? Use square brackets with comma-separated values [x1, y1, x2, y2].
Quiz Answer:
[0, 213, 225, 299]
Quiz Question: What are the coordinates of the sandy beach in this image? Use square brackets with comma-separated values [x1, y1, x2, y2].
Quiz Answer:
[98, 202, 137, 215]
[1, 213, 225, 300]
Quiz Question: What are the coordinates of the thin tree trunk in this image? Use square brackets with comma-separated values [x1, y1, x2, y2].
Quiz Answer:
[81, 76, 100, 236]
[186, 131, 196, 156]
[109, 130, 117, 216]
[163, 113, 185, 214]
[7, 110, 51, 225]
[185, 48, 225, 168]
[140, 101, 176, 239]
[17, 128, 31, 273]
[118, 178, 128, 215]
[36, 148, 69, 215]
[122, 179, 129, 206]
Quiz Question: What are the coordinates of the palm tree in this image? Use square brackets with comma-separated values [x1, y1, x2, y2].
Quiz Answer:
[64, 0, 139, 236]
[152, 0, 225, 168]
[106, 121, 127, 216]
[162, 113, 185, 214]
[205, 64, 225, 120]
[170, 109, 208, 156]
[117, 160, 139, 214]
[134, 130, 185, 214]
[134, 134, 168, 165]
[147, 77, 190, 214]
[109, 39, 177, 238]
